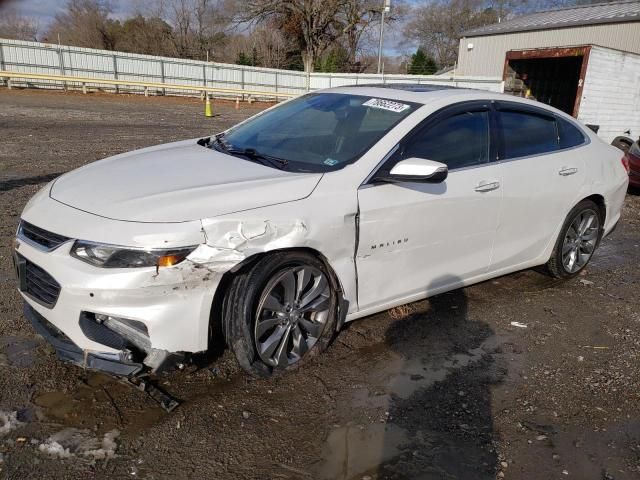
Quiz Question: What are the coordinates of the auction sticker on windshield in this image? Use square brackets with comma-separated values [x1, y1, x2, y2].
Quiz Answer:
[363, 98, 411, 113]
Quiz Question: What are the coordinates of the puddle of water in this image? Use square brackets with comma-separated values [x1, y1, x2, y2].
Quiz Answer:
[0, 335, 40, 367]
[315, 423, 409, 480]
[590, 242, 630, 270]
[356, 339, 495, 408]
[34, 373, 167, 436]
[317, 332, 503, 479]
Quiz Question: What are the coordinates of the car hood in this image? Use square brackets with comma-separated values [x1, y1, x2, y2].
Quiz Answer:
[50, 139, 323, 223]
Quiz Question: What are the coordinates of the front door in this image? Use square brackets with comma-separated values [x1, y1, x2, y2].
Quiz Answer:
[356, 102, 502, 311]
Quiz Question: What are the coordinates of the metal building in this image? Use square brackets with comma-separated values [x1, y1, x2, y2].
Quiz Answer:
[455, 1, 640, 144]
[458, 0, 640, 77]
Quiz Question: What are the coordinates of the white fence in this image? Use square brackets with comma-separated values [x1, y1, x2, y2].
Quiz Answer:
[0, 38, 503, 99]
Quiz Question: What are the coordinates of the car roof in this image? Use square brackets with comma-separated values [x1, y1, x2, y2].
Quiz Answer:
[347, 83, 457, 93]
[317, 84, 593, 135]
[324, 84, 494, 104]
[322, 84, 571, 116]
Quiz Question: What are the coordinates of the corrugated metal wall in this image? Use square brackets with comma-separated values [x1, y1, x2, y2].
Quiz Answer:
[457, 22, 640, 77]
[0, 38, 503, 98]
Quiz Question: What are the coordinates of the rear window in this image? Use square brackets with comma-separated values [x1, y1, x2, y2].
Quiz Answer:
[499, 110, 559, 159]
[557, 117, 586, 149]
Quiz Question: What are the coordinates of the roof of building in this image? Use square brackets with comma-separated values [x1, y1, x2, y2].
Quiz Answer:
[463, 0, 640, 37]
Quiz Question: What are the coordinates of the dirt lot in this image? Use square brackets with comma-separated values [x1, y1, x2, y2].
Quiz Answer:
[1, 88, 640, 480]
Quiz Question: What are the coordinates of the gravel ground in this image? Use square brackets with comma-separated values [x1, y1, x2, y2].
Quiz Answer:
[1, 88, 639, 480]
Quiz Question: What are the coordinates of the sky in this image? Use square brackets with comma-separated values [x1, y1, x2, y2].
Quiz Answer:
[2, 0, 134, 26]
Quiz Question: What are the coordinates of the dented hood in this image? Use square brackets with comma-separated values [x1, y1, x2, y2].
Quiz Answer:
[50, 139, 323, 223]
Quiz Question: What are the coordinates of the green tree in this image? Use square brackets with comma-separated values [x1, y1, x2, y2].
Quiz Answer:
[236, 47, 259, 66]
[408, 48, 438, 75]
[316, 46, 350, 73]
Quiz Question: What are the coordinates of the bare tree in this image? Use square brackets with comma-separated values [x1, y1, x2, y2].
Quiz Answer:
[339, 0, 408, 72]
[240, 0, 352, 73]
[404, 0, 498, 67]
[44, 0, 117, 49]
[0, 8, 38, 41]
[165, 0, 231, 59]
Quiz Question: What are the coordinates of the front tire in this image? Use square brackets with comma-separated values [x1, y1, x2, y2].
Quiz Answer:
[222, 251, 338, 377]
[545, 200, 603, 279]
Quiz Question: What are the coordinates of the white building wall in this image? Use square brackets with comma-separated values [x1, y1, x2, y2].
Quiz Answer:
[579, 46, 640, 143]
[457, 22, 640, 77]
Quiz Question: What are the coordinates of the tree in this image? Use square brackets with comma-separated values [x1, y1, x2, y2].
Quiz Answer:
[236, 47, 259, 66]
[0, 9, 38, 41]
[114, 15, 176, 57]
[315, 45, 350, 72]
[408, 48, 438, 75]
[404, 0, 499, 67]
[223, 25, 289, 68]
[241, 0, 391, 73]
[165, 0, 232, 59]
[338, 0, 407, 73]
[44, 0, 118, 49]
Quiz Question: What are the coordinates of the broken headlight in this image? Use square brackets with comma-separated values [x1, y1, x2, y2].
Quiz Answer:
[70, 240, 196, 268]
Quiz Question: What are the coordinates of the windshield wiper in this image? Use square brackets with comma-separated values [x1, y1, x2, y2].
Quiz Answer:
[212, 133, 230, 152]
[227, 147, 289, 170]
[211, 134, 289, 170]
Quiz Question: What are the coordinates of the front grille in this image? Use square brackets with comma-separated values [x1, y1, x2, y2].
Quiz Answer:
[19, 220, 70, 251]
[21, 255, 61, 308]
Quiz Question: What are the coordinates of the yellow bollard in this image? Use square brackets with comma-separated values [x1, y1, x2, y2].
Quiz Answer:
[205, 95, 213, 117]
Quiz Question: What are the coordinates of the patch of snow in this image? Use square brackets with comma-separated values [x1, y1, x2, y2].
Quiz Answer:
[0, 411, 23, 436]
[38, 440, 72, 459]
[39, 428, 119, 460]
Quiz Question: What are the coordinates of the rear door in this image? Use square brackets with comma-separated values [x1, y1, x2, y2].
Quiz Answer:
[489, 103, 587, 271]
[356, 101, 503, 311]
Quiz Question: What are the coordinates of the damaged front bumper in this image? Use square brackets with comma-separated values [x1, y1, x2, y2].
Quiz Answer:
[14, 227, 227, 376]
[25, 303, 148, 376]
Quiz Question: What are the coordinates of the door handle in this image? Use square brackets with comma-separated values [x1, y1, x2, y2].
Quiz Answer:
[475, 181, 500, 192]
[559, 167, 578, 176]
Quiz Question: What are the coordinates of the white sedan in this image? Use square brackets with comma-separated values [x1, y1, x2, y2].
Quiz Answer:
[14, 86, 628, 377]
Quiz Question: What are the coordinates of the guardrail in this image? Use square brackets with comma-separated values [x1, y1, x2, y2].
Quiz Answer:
[0, 70, 297, 101]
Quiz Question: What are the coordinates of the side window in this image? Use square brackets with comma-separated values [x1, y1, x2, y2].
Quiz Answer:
[557, 117, 586, 149]
[499, 110, 559, 159]
[403, 110, 489, 170]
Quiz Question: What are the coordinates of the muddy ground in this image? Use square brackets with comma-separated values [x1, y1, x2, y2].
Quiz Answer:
[1, 88, 640, 480]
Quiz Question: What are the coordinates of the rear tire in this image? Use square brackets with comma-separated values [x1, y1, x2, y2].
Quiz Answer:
[545, 200, 603, 279]
[222, 251, 338, 377]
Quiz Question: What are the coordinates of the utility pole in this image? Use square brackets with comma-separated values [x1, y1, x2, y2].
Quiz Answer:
[377, 0, 391, 75]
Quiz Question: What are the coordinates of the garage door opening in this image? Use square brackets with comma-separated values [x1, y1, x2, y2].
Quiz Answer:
[503, 47, 590, 117]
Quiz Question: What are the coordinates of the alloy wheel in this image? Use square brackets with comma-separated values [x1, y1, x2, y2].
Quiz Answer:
[561, 209, 600, 274]
[254, 265, 331, 367]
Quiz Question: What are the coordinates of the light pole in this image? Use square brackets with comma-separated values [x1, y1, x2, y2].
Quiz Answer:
[377, 0, 391, 75]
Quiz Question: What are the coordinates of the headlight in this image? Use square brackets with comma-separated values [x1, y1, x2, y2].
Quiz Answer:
[70, 240, 197, 268]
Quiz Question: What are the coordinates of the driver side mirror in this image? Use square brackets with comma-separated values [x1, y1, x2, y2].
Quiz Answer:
[373, 157, 448, 184]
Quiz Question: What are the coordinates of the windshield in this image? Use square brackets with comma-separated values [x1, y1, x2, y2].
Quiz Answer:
[219, 93, 420, 172]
